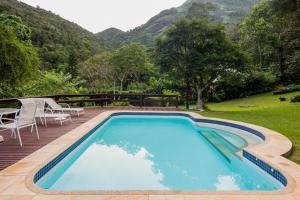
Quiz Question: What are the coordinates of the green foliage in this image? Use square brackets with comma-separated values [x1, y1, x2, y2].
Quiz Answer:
[0, 0, 298, 105]
[95, 28, 126, 49]
[96, 0, 258, 47]
[162, 89, 181, 97]
[147, 76, 179, 94]
[0, 13, 31, 43]
[238, 14, 277, 68]
[186, 2, 216, 20]
[16, 71, 86, 96]
[0, 0, 105, 71]
[0, 24, 39, 97]
[127, 82, 149, 94]
[77, 43, 156, 94]
[78, 52, 114, 92]
[273, 85, 300, 95]
[212, 71, 277, 101]
[291, 95, 300, 103]
[243, 71, 277, 94]
[155, 18, 248, 109]
[111, 43, 149, 91]
[237, 0, 300, 83]
[109, 102, 130, 107]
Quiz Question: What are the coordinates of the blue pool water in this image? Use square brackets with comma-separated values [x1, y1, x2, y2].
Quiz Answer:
[36, 115, 283, 191]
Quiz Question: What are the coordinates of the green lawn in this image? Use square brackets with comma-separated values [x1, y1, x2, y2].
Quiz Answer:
[192, 92, 300, 164]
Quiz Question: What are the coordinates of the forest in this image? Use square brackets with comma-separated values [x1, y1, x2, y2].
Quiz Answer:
[0, 0, 299, 109]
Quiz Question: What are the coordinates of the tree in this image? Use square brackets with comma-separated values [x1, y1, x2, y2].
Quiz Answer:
[237, 2, 278, 70]
[0, 14, 32, 43]
[66, 49, 79, 78]
[237, 0, 300, 83]
[111, 43, 148, 92]
[0, 24, 39, 97]
[155, 18, 248, 110]
[14, 71, 86, 97]
[186, 2, 215, 20]
[78, 52, 114, 92]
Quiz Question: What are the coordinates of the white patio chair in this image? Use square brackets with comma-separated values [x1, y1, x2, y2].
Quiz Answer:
[44, 98, 85, 117]
[0, 103, 39, 147]
[19, 98, 72, 126]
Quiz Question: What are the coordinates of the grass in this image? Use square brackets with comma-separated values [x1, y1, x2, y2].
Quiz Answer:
[186, 92, 300, 164]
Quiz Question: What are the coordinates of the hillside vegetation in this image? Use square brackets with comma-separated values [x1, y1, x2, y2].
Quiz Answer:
[0, 0, 299, 110]
[0, 0, 105, 71]
[97, 28, 126, 49]
[96, 0, 258, 48]
[202, 92, 300, 163]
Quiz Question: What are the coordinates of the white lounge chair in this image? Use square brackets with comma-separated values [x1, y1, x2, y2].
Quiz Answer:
[44, 98, 85, 117]
[0, 103, 39, 146]
[19, 98, 72, 126]
[34, 98, 72, 126]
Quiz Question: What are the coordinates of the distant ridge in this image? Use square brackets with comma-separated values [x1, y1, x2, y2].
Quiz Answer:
[96, 0, 259, 48]
[96, 28, 126, 49]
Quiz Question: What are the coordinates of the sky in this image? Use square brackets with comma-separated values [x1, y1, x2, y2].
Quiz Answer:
[20, 0, 186, 33]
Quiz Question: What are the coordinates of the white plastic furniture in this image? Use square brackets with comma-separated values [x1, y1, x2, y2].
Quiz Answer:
[19, 98, 71, 126]
[0, 108, 19, 143]
[44, 98, 85, 117]
[0, 103, 39, 147]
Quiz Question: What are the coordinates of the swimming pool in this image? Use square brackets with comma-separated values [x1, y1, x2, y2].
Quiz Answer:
[35, 114, 285, 191]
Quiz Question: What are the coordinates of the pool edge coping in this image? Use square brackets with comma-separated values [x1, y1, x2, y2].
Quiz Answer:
[0, 110, 299, 199]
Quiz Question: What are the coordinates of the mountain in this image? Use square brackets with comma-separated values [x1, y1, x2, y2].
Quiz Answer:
[0, 0, 106, 70]
[96, 0, 259, 48]
[96, 28, 126, 49]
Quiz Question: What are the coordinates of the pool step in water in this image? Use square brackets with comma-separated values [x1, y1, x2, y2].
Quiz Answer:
[199, 130, 240, 162]
[218, 131, 248, 149]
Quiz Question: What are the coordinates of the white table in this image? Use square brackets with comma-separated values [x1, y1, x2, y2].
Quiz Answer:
[0, 108, 19, 142]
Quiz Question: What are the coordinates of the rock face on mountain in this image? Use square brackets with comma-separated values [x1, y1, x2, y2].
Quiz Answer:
[96, 0, 259, 48]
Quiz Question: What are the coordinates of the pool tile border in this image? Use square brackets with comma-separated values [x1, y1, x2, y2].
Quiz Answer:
[243, 150, 287, 186]
[33, 116, 111, 183]
[0, 110, 300, 200]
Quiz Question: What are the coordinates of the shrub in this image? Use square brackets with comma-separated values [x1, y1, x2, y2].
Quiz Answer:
[279, 97, 287, 102]
[244, 71, 277, 95]
[109, 102, 130, 106]
[291, 95, 300, 103]
[127, 82, 149, 94]
[273, 85, 300, 95]
[162, 89, 181, 97]
[209, 91, 226, 103]
[212, 71, 276, 101]
[13, 71, 85, 97]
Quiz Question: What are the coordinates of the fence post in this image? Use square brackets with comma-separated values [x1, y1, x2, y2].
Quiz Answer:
[54, 96, 59, 102]
[140, 95, 143, 108]
[175, 96, 179, 108]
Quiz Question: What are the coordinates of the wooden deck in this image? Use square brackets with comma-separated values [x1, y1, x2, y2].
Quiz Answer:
[0, 107, 179, 171]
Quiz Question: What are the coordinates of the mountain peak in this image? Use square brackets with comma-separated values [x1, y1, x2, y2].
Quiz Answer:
[96, 28, 127, 49]
[96, 0, 260, 48]
[101, 28, 125, 34]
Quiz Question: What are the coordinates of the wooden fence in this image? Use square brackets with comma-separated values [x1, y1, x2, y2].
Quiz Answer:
[0, 94, 179, 108]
